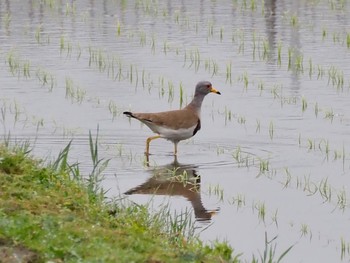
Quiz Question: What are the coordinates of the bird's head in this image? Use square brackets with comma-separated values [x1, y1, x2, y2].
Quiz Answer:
[195, 81, 221, 95]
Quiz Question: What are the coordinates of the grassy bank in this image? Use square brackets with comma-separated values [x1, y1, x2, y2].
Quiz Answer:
[0, 143, 237, 262]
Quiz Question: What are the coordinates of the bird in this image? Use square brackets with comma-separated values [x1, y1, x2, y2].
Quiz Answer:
[123, 81, 221, 156]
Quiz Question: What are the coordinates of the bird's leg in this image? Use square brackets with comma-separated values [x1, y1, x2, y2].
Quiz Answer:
[145, 154, 150, 167]
[145, 135, 161, 155]
[174, 142, 178, 156]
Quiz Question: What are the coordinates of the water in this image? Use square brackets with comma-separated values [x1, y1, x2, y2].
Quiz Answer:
[1, 0, 350, 261]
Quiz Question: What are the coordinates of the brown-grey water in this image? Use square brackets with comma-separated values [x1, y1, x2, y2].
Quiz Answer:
[1, 0, 350, 262]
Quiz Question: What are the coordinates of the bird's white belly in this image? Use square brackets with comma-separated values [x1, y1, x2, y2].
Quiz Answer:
[157, 125, 196, 142]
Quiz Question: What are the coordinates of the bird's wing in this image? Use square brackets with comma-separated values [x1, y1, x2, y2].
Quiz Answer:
[132, 109, 199, 130]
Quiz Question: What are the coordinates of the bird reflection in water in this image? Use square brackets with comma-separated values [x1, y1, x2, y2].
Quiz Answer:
[124, 157, 218, 222]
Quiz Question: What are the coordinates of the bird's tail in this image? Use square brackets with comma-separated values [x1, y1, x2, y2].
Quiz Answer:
[123, 111, 135, 118]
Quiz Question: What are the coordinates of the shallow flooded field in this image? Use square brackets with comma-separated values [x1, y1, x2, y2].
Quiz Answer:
[2, 0, 350, 261]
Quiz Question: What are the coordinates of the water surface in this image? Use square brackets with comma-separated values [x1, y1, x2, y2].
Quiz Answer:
[1, 0, 350, 262]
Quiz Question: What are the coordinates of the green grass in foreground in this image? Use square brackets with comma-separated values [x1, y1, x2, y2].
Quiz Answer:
[0, 144, 238, 262]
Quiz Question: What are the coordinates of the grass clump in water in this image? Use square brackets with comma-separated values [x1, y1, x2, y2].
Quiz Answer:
[0, 143, 238, 262]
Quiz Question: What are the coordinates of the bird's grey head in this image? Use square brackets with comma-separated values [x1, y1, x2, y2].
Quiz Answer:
[195, 81, 221, 95]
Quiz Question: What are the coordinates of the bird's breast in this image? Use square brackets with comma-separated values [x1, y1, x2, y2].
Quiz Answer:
[157, 125, 198, 142]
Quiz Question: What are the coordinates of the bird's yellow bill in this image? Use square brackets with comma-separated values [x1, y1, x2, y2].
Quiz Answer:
[210, 87, 221, 95]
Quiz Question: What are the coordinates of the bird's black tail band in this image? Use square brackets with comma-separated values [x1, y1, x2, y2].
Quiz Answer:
[123, 111, 134, 118]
